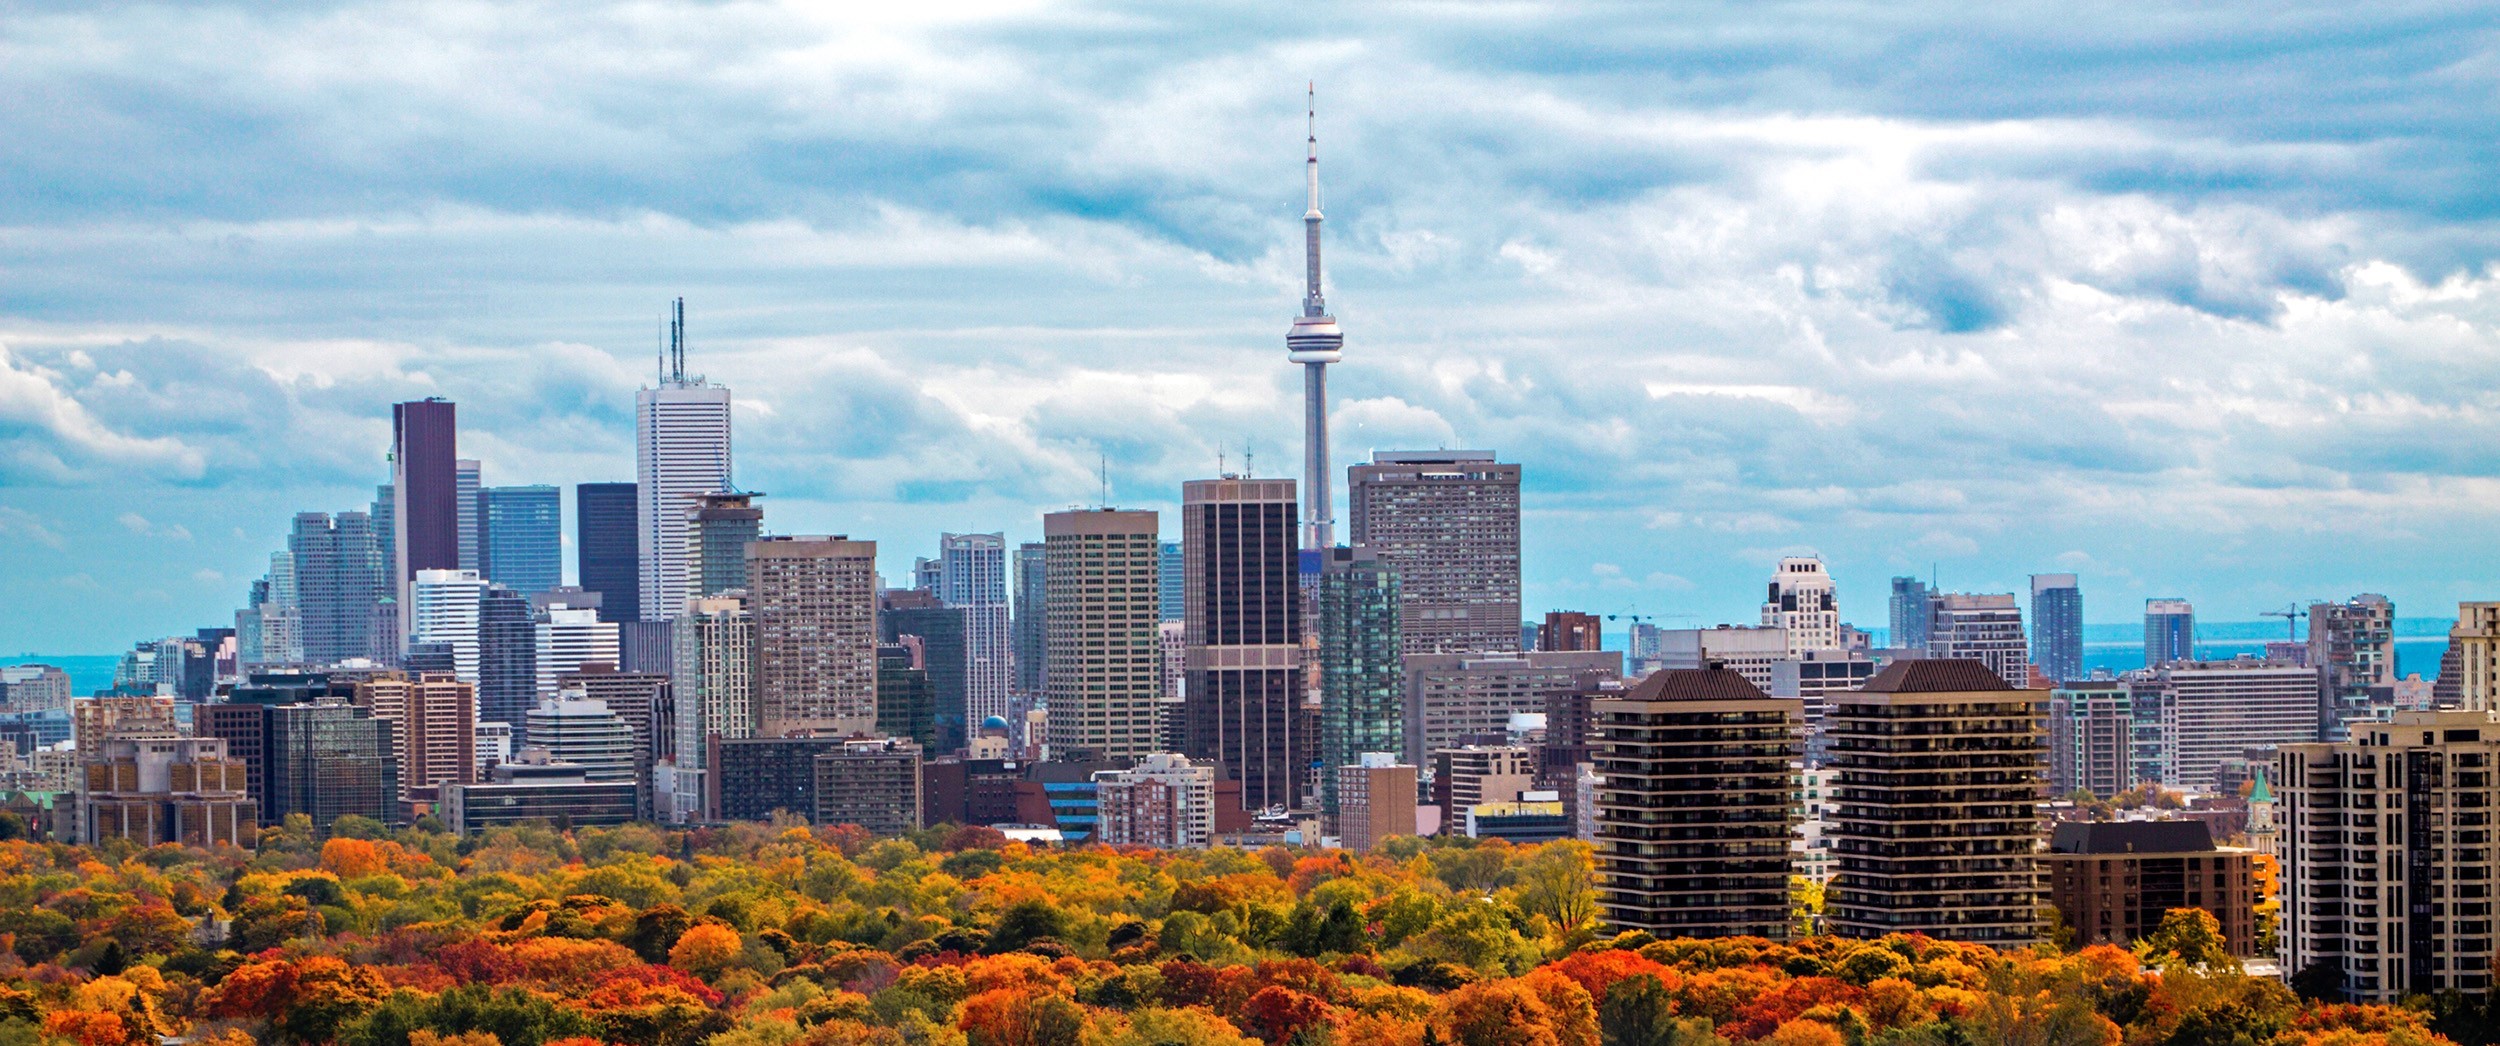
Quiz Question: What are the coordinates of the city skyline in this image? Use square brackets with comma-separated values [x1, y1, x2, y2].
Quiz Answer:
[10, 4, 2500, 651]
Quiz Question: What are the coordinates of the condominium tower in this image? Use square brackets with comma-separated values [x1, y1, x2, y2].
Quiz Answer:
[1927, 593, 2030, 684]
[1826, 660, 2045, 945]
[938, 533, 1013, 729]
[1594, 666, 1802, 938]
[2145, 599, 2196, 668]
[747, 537, 881, 736]
[1346, 451, 1522, 655]
[2029, 573, 2082, 683]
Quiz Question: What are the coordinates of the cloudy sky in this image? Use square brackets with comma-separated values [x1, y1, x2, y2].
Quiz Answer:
[6, 1, 2500, 653]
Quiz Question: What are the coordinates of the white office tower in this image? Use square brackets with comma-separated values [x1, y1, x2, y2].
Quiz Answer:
[525, 694, 638, 784]
[1760, 555, 1841, 656]
[534, 606, 620, 701]
[637, 298, 733, 621]
[411, 569, 488, 682]
[939, 533, 1014, 728]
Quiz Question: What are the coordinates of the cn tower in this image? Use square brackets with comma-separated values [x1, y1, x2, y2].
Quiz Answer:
[1286, 85, 1344, 551]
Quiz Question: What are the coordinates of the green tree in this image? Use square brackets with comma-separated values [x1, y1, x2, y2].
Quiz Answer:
[2136, 908, 2234, 972]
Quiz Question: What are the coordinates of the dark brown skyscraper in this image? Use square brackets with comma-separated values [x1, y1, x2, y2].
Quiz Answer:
[392, 399, 461, 588]
[1182, 477, 1302, 814]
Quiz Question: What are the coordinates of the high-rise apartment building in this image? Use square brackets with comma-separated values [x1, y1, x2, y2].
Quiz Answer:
[1346, 451, 1522, 655]
[1827, 660, 2045, 945]
[1044, 509, 1163, 763]
[576, 482, 640, 622]
[1768, 649, 1877, 763]
[481, 485, 562, 595]
[2029, 574, 2083, 683]
[455, 459, 483, 573]
[525, 696, 637, 785]
[2278, 710, 2500, 1000]
[875, 644, 937, 750]
[1334, 754, 1417, 852]
[1182, 478, 1303, 813]
[2129, 660, 2319, 792]
[353, 672, 476, 800]
[1594, 667, 1801, 938]
[1928, 593, 2030, 684]
[1762, 556, 1841, 655]
[559, 664, 672, 765]
[1318, 546, 1402, 820]
[410, 570, 487, 682]
[290, 511, 392, 665]
[2451, 603, 2500, 711]
[2047, 679, 2133, 797]
[1402, 650, 1621, 765]
[1012, 542, 1047, 698]
[637, 301, 733, 621]
[812, 737, 924, 835]
[1888, 577, 1932, 651]
[2145, 598, 2196, 668]
[685, 491, 763, 600]
[1538, 611, 1603, 653]
[938, 533, 1013, 731]
[1094, 753, 1216, 849]
[2312, 594, 2397, 741]
[665, 595, 754, 821]
[747, 536, 880, 736]
[1656, 626, 1790, 692]
[533, 606, 619, 703]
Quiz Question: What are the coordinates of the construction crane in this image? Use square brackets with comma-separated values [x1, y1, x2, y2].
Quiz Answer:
[2260, 604, 2307, 640]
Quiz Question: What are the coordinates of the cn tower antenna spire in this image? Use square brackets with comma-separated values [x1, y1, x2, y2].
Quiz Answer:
[1286, 83, 1344, 552]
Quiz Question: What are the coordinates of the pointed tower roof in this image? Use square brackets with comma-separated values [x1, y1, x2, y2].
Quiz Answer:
[2249, 767, 2274, 803]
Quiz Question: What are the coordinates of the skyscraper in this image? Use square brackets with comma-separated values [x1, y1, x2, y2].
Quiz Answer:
[353, 672, 476, 800]
[637, 299, 733, 621]
[685, 491, 764, 599]
[474, 584, 538, 737]
[747, 536, 880, 736]
[2029, 574, 2083, 683]
[1761, 556, 1841, 655]
[1887, 577, 1931, 651]
[1012, 542, 1047, 698]
[533, 606, 619, 703]
[1927, 593, 2030, 684]
[1288, 87, 1344, 553]
[575, 482, 640, 622]
[410, 569, 487, 681]
[391, 399, 461, 617]
[2311, 593, 2397, 741]
[481, 485, 562, 596]
[882, 590, 966, 752]
[455, 458, 483, 572]
[1318, 546, 1401, 822]
[1182, 478, 1302, 813]
[1044, 509, 1163, 762]
[1158, 541, 1185, 623]
[265, 702, 399, 830]
[290, 511, 391, 665]
[938, 533, 1012, 731]
[2144, 598, 2195, 668]
[665, 595, 754, 821]
[1346, 451, 1523, 655]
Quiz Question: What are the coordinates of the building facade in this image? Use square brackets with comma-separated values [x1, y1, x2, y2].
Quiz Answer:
[2145, 599, 2196, 669]
[1041, 509, 1163, 762]
[481, 485, 562, 595]
[1402, 651, 1621, 765]
[938, 533, 1014, 736]
[2029, 573, 2083, 684]
[1346, 451, 1522, 655]
[1335, 754, 1417, 852]
[576, 481, 641, 622]
[2312, 594, 2397, 742]
[1826, 660, 2045, 945]
[2047, 820, 2259, 956]
[1762, 556, 1841, 656]
[1094, 752, 1215, 849]
[353, 672, 476, 801]
[685, 491, 764, 600]
[1181, 479, 1305, 813]
[812, 738, 924, 835]
[1928, 593, 2030, 684]
[1318, 546, 1402, 820]
[1594, 667, 1802, 938]
[747, 537, 881, 736]
[636, 324, 733, 621]
[2048, 679, 2133, 797]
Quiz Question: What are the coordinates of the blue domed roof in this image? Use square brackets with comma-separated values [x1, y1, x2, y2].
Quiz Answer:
[981, 715, 1011, 729]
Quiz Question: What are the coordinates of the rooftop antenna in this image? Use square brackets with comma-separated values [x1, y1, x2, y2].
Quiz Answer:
[1218, 442, 1228, 477]
[667, 297, 688, 385]
[656, 312, 666, 385]
[1097, 452, 1111, 509]
[1244, 438, 1254, 479]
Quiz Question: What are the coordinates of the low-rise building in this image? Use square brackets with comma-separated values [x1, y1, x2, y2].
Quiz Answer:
[1093, 752, 1215, 849]
[2046, 820, 2259, 955]
[441, 755, 639, 834]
